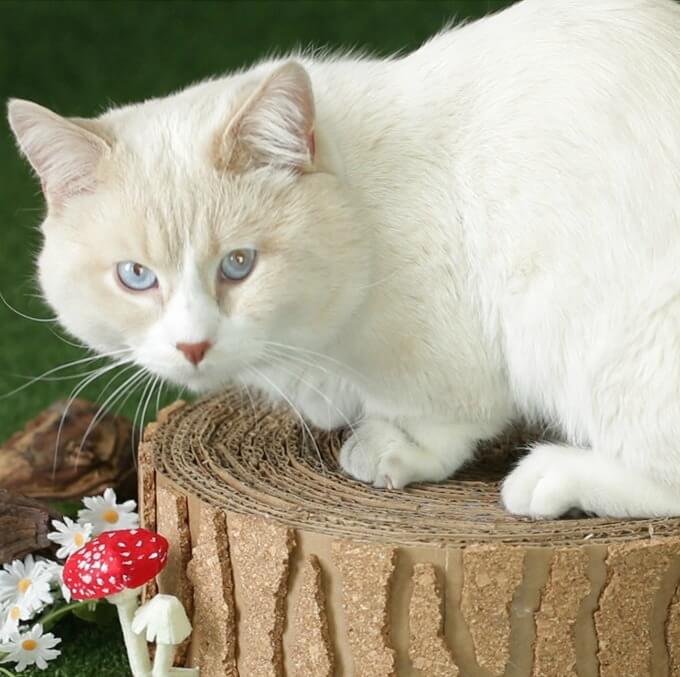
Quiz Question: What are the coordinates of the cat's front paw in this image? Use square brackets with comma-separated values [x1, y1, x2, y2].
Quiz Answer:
[501, 444, 581, 519]
[339, 419, 449, 489]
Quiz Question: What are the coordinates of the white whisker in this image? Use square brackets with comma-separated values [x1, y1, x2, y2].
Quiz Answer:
[52, 359, 133, 477]
[1, 348, 133, 399]
[246, 364, 326, 474]
[263, 351, 362, 442]
[262, 340, 365, 382]
[131, 373, 156, 454]
[77, 368, 148, 469]
[0, 290, 57, 323]
[155, 380, 165, 416]
[48, 327, 87, 349]
[238, 376, 259, 420]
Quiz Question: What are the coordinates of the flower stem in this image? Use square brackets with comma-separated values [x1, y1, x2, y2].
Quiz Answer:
[0, 667, 16, 677]
[36, 600, 94, 630]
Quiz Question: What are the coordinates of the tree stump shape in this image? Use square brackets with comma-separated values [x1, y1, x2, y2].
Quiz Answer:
[141, 393, 680, 677]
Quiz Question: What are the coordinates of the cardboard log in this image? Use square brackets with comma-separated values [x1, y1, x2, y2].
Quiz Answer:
[139, 392, 680, 677]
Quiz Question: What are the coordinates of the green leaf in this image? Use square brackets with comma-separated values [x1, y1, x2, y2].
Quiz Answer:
[39, 601, 94, 632]
[71, 602, 98, 624]
[46, 501, 82, 519]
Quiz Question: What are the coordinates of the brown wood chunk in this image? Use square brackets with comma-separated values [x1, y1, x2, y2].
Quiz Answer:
[595, 540, 675, 677]
[290, 555, 334, 677]
[333, 540, 397, 677]
[533, 548, 590, 677]
[0, 489, 61, 562]
[228, 513, 294, 677]
[461, 545, 525, 676]
[187, 507, 238, 677]
[409, 563, 459, 676]
[0, 398, 135, 500]
[156, 478, 193, 666]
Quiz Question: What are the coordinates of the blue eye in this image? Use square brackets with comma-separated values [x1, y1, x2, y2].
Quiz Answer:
[220, 248, 257, 281]
[116, 261, 158, 291]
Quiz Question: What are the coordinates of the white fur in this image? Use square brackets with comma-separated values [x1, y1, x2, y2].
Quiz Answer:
[9, 0, 680, 518]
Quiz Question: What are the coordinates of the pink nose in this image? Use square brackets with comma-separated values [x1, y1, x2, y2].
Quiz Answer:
[176, 341, 212, 366]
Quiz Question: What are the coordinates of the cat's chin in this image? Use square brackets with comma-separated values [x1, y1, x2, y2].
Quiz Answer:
[162, 369, 239, 395]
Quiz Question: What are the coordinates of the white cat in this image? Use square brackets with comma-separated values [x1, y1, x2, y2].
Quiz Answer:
[8, 0, 680, 519]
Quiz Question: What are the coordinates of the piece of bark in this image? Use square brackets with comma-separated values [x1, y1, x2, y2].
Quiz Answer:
[0, 398, 136, 501]
[0, 489, 61, 562]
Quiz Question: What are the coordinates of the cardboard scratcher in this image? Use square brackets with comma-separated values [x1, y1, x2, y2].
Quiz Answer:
[139, 392, 680, 677]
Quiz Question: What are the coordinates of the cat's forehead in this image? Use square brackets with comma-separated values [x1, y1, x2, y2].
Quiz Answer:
[117, 162, 289, 268]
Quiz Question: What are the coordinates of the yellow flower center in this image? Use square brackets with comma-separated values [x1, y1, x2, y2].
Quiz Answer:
[103, 509, 119, 524]
[21, 639, 37, 651]
[17, 578, 32, 594]
[74, 532, 85, 547]
[10, 606, 21, 621]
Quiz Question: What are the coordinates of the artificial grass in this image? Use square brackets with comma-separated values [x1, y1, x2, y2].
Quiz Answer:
[0, 1, 515, 674]
[16, 615, 132, 677]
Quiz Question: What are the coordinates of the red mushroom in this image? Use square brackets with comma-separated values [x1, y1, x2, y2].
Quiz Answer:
[63, 528, 168, 677]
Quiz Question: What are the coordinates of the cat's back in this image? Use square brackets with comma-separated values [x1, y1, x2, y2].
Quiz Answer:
[409, 0, 680, 227]
[411, 0, 680, 95]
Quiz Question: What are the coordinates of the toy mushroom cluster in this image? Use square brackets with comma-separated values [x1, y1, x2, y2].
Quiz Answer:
[63, 528, 198, 677]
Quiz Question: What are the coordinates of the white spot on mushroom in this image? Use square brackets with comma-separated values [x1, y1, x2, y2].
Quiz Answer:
[121, 551, 131, 557]
[102, 588, 110, 594]
[101, 564, 109, 573]
[109, 576, 117, 584]
[135, 540, 143, 547]
[149, 553, 158, 559]
[93, 553, 101, 560]
[82, 575, 92, 584]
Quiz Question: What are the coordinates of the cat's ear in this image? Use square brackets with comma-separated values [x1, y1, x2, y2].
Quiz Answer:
[7, 99, 111, 208]
[221, 62, 315, 173]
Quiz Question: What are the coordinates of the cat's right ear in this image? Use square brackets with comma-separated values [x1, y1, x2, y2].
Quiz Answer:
[7, 99, 111, 209]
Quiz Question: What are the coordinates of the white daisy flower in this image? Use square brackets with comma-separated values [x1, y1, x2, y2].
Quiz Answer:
[35, 560, 70, 603]
[0, 603, 31, 642]
[78, 488, 138, 536]
[47, 517, 93, 559]
[0, 556, 53, 616]
[0, 624, 61, 672]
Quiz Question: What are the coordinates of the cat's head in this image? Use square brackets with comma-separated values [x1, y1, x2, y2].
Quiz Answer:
[8, 62, 370, 392]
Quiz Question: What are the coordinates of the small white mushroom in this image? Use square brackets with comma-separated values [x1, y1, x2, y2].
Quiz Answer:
[132, 594, 197, 677]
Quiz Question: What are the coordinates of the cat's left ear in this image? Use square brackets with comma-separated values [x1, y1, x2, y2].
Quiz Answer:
[7, 99, 111, 209]
[221, 62, 316, 173]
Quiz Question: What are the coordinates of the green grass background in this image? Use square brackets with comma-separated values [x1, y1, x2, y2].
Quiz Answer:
[0, 1, 514, 674]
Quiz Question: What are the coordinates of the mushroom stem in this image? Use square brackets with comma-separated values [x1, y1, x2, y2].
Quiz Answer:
[108, 588, 151, 677]
[152, 642, 175, 677]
